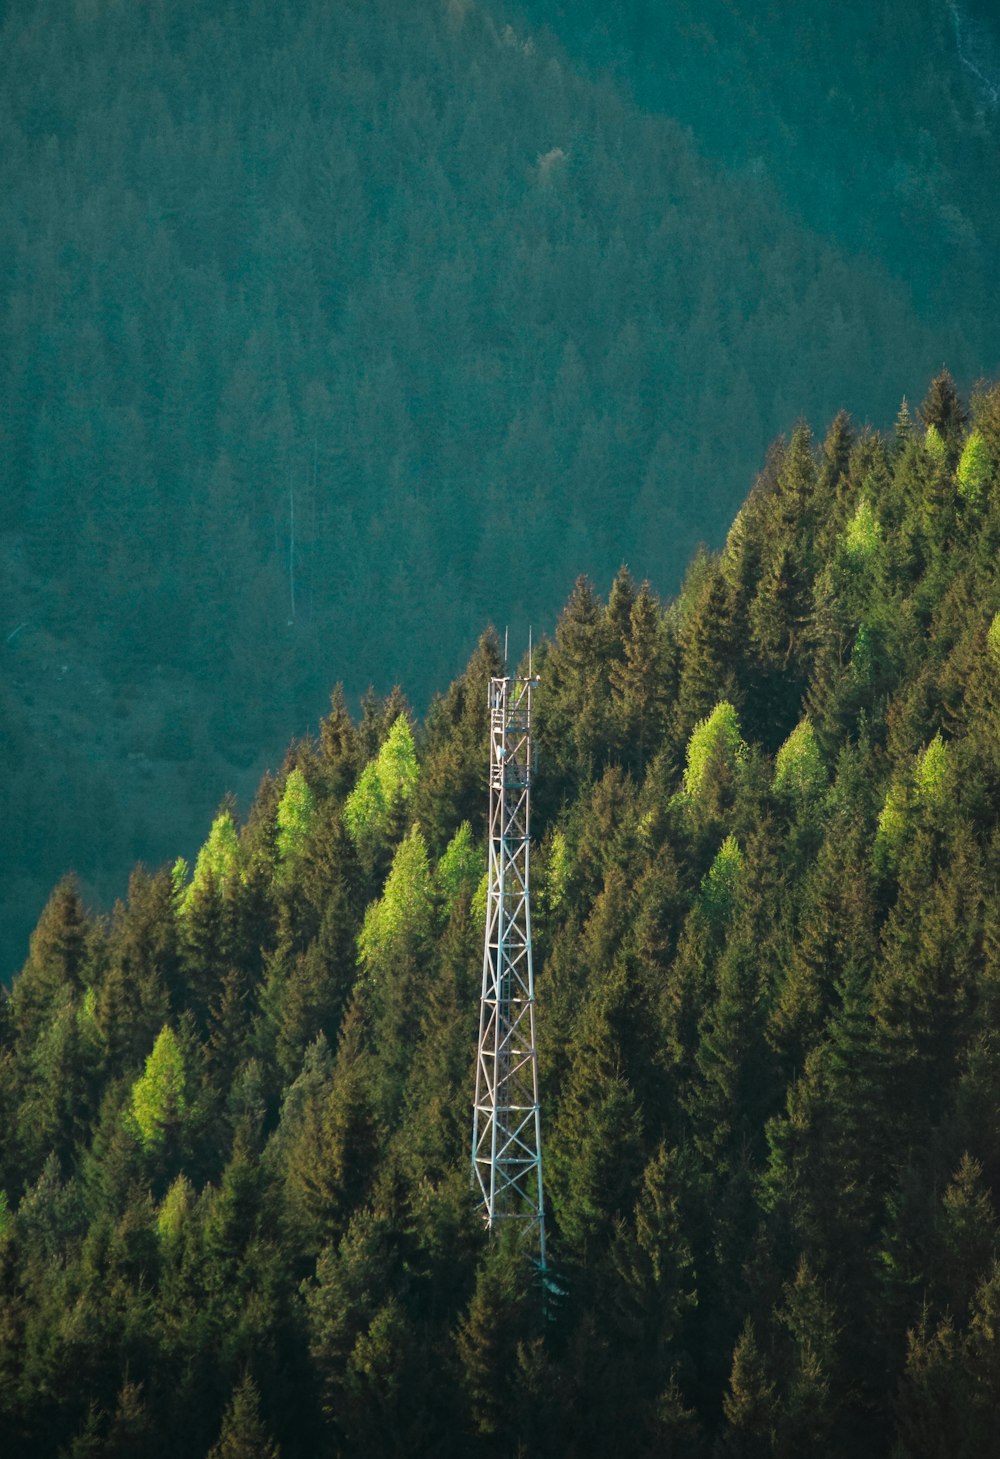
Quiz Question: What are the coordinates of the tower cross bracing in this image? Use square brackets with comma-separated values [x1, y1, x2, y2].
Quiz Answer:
[472, 671, 547, 1267]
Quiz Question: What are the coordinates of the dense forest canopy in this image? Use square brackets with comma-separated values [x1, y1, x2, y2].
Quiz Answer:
[3, 0, 999, 977]
[3, 371, 1000, 1456]
[517, 0, 1000, 316]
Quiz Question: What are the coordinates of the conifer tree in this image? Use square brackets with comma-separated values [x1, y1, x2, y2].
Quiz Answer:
[10, 876, 90, 1046]
[455, 1243, 537, 1449]
[129, 1025, 188, 1154]
[610, 581, 668, 771]
[918, 369, 967, 443]
[283, 995, 378, 1249]
[318, 682, 357, 797]
[722, 1318, 777, 1457]
[606, 563, 637, 646]
[675, 563, 740, 737]
[207, 1373, 280, 1459]
[536, 575, 617, 797]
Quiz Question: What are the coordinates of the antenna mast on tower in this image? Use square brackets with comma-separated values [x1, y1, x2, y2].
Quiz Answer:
[471, 652, 547, 1267]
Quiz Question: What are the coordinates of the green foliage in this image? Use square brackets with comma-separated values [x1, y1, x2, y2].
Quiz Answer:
[924, 423, 947, 463]
[915, 732, 951, 807]
[773, 717, 827, 801]
[157, 1172, 195, 1244]
[989, 612, 1000, 663]
[875, 782, 908, 872]
[171, 856, 189, 902]
[957, 430, 992, 503]
[276, 768, 316, 877]
[723, 1318, 776, 1445]
[181, 810, 242, 913]
[700, 835, 743, 925]
[344, 716, 419, 850]
[357, 825, 433, 970]
[851, 622, 876, 681]
[208, 1374, 281, 1459]
[683, 701, 746, 799]
[843, 498, 882, 565]
[873, 736, 952, 874]
[129, 1024, 187, 1150]
[471, 870, 489, 928]
[436, 822, 480, 913]
[920, 369, 968, 440]
[544, 829, 571, 918]
[10, 368, 1000, 1457]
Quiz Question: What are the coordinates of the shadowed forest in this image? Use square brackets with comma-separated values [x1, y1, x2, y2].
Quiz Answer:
[4, 373, 1000, 1455]
[3, 0, 1000, 975]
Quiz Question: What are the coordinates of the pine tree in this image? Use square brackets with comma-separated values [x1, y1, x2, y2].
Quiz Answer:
[548, 972, 645, 1264]
[318, 682, 357, 797]
[772, 1258, 839, 1456]
[610, 581, 668, 772]
[94, 868, 174, 1075]
[675, 563, 740, 738]
[10, 876, 90, 1047]
[536, 575, 616, 797]
[128, 1025, 188, 1154]
[283, 996, 378, 1250]
[722, 1318, 777, 1457]
[207, 1373, 280, 1459]
[455, 1244, 537, 1449]
[918, 369, 967, 443]
[608, 1142, 697, 1375]
[606, 563, 637, 645]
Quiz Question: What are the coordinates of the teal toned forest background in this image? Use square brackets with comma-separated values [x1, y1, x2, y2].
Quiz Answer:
[5, 372, 1000, 1454]
[3, 0, 1000, 975]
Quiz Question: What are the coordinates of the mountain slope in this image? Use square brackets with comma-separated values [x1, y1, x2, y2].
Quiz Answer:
[2, 372, 1000, 1457]
[2, 0, 993, 978]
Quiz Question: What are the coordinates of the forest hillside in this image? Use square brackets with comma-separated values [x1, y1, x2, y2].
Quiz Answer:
[3, 0, 997, 978]
[3, 372, 1000, 1457]
[520, 0, 1000, 311]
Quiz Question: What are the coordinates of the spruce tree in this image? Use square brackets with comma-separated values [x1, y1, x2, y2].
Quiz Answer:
[207, 1373, 280, 1459]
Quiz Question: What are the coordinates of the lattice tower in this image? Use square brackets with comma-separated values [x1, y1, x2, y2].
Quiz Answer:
[471, 671, 547, 1267]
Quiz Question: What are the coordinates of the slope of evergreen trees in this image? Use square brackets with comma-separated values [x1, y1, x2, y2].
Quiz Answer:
[2, 0, 995, 980]
[3, 370, 1000, 1456]
[518, 0, 1000, 320]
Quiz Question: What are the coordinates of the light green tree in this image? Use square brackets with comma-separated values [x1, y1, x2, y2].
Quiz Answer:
[344, 715, 419, 849]
[179, 810, 242, 914]
[683, 701, 746, 800]
[436, 821, 480, 913]
[925, 423, 947, 463]
[157, 1172, 196, 1244]
[276, 768, 316, 880]
[358, 825, 434, 969]
[988, 611, 1000, 662]
[843, 499, 882, 565]
[875, 734, 951, 871]
[773, 717, 827, 801]
[543, 828, 571, 918]
[915, 732, 951, 807]
[957, 430, 992, 503]
[129, 1025, 188, 1150]
[472, 870, 489, 927]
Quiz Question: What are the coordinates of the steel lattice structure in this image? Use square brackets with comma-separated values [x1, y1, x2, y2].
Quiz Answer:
[471, 672, 547, 1267]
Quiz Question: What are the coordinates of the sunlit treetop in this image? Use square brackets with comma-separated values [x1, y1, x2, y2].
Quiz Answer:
[957, 429, 992, 503]
[344, 715, 419, 846]
[683, 701, 746, 799]
[773, 717, 827, 801]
